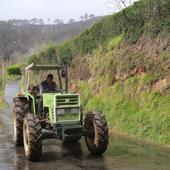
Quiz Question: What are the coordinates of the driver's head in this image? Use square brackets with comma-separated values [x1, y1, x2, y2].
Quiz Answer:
[46, 74, 53, 83]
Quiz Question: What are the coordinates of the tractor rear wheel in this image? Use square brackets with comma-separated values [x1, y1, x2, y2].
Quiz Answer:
[23, 114, 42, 161]
[84, 111, 109, 155]
[13, 97, 29, 146]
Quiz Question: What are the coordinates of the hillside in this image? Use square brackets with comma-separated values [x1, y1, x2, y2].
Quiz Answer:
[0, 17, 101, 63]
[28, 0, 170, 145]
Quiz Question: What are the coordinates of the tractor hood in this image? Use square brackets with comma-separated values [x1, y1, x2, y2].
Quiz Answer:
[43, 93, 81, 124]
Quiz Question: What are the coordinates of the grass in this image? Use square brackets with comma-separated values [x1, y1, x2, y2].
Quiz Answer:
[0, 64, 22, 109]
[79, 74, 170, 145]
[0, 89, 8, 109]
[108, 34, 124, 50]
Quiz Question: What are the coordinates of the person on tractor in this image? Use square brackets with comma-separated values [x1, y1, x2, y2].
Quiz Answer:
[38, 74, 58, 114]
[40, 74, 57, 93]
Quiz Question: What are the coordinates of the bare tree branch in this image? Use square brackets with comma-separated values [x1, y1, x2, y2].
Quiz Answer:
[107, 0, 138, 11]
[121, 0, 127, 8]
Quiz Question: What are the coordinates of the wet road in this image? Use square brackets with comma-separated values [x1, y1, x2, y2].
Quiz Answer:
[1, 81, 170, 170]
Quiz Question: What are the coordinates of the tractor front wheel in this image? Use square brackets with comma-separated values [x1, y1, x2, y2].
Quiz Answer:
[84, 111, 109, 155]
[23, 114, 42, 161]
[13, 97, 29, 146]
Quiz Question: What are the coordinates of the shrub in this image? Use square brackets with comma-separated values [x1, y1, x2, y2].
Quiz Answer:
[57, 41, 73, 64]
[108, 34, 124, 50]
[28, 54, 39, 64]
[7, 64, 22, 75]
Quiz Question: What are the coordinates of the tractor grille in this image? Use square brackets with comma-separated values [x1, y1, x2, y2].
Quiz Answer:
[56, 95, 79, 108]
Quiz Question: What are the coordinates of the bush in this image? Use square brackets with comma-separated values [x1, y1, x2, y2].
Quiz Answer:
[28, 54, 39, 64]
[7, 64, 22, 76]
[57, 41, 73, 64]
[108, 34, 124, 50]
[28, 0, 170, 65]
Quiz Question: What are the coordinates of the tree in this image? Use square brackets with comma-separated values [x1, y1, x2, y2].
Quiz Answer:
[107, 0, 138, 10]
[84, 13, 88, 20]
[47, 18, 50, 24]
[7, 64, 22, 76]
[38, 19, 44, 25]
[89, 14, 95, 19]
[7, 19, 30, 26]
[54, 19, 64, 25]
[59, 19, 64, 24]
[80, 13, 89, 21]
[54, 19, 60, 25]
[30, 18, 38, 25]
[69, 19, 75, 24]
[80, 15, 85, 21]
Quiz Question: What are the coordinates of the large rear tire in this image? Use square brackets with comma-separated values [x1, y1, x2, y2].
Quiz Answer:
[23, 114, 42, 161]
[84, 111, 109, 155]
[13, 97, 29, 146]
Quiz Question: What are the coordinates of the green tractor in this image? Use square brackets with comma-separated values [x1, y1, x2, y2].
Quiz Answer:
[13, 63, 109, 161]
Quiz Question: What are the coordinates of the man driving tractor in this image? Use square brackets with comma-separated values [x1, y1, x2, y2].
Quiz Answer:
[38, 74, 58, 114]
[40, 74, 57, 93]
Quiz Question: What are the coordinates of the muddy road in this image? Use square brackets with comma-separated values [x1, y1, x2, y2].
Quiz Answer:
[1, 81, 170, 170]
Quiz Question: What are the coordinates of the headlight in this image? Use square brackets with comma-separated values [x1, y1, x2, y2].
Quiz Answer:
[56, 108, 79, 115]
[57, 109, 65, 115]
[70, 108, 79, 114]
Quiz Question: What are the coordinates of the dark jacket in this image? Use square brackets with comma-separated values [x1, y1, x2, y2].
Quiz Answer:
[40, 80, 57, 93]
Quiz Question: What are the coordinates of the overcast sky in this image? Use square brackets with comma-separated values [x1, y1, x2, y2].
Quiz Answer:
[0, 0, 112, 22]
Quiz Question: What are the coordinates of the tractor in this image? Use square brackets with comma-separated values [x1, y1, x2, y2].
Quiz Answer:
[12, 63, 109, 161]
